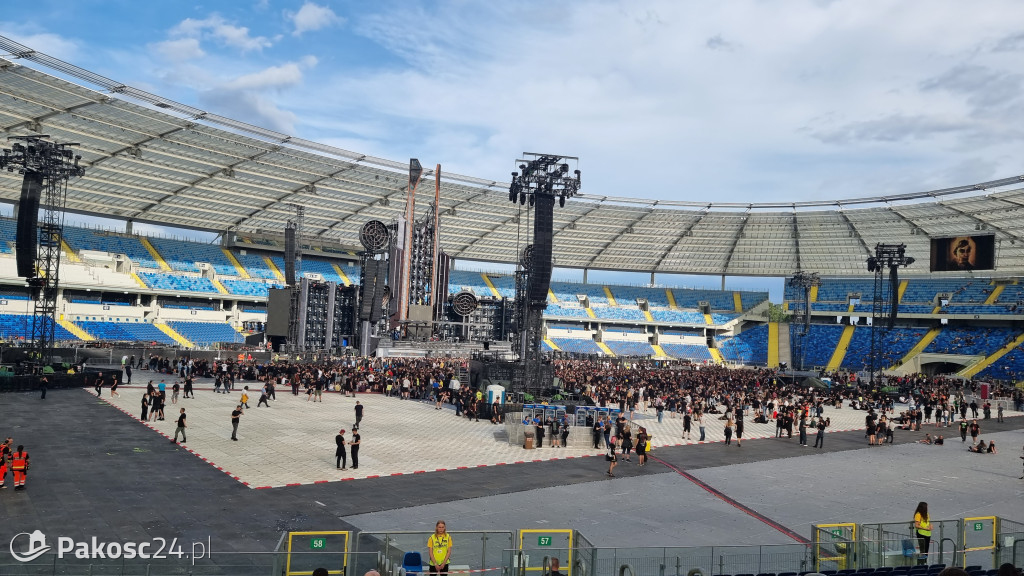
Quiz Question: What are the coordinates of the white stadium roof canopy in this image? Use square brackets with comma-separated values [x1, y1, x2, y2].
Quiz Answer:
[2, 35, 1024, 277]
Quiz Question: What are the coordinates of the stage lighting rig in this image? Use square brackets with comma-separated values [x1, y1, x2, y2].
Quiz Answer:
[0, 135, 85, 369]
[508, 153, 581, 208]
[866, 243, 915, 384]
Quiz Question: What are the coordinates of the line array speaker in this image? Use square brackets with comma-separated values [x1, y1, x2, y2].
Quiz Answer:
[16, 172, 43, 278]
[527, 194, 555, 306]
[284, 225, 297, 286]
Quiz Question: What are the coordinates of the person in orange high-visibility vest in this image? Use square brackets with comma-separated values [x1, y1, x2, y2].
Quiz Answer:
[0, 437, 11, 489]
[11, 445, 29, 491]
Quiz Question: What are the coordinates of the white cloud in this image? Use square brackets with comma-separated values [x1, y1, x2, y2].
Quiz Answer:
[171, 15, 272, 52]
[0, 28, 79, 61]
[224, 56, 318, 91]
[288, 2, 344, 36]
[305, 0, 1024, 203]
[150, 37, 205, 62]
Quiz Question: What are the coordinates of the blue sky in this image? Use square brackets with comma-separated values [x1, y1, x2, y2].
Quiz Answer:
[3, 1, 1024, 300]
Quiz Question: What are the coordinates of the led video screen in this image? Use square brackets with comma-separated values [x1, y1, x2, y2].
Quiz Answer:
[930, 234, 995, 272]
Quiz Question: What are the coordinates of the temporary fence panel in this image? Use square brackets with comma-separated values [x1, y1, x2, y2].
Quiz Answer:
[573, 531, 597, 576]
[519, 529, 574, 575]
[356, 531, 513, 576]
[813, 523, 856, 570]
[995, 518, 1024, 568]
[962, 516, 996, 568]
[286, 531, 350, 576]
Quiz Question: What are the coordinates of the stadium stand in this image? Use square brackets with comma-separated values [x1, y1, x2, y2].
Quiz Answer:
[301, 257, 348, 284]
[138, 272, 220, 294]
[0, 217, 15, 253]
[716, 324, 769, 365]
[448, 270, 492, 295]
[550, 337, 602, 355]
[0, 314, 77, 341]
[61, 226, 159, 268]
[841, 326, 928, 371]
[790, 324, 846, 368]
[660, 342, 713, 361]
[487, 274, 516, 298]
[651, 309, 706, 323]
[146, 237, 237, 275]
[612, 285, 670, 307]
[551, 281, 606, 304]
[604, 340, 655, 356]
[976, 346, 1024, 381]
[591, 306, 645, 321]
[76, 321, 177, 345]
[233, 250, 280, 279]
[167, 321, 245, 346]
[543, 304, 590, 319]
[221, 279, 283, 298]
[923, 327, 1018, 356]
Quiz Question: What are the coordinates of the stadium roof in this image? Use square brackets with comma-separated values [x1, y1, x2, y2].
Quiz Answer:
[2, 35, 1024, 277]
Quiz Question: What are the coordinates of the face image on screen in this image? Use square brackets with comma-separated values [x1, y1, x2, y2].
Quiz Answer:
[930, 234, 995, 272]
[948, 236, 976, 270]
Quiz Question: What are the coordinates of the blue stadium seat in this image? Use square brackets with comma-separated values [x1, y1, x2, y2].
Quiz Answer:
[147, 237, 237, 275]
[77, 321, 176, 345]
[138, 272, 219, 294]
[0, 314, 77, 341]
[167, 321, 245, 346]
[60, 225, 159, 268]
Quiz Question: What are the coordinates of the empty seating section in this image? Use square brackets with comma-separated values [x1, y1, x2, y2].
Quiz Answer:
[591, 306, 645, 321]
[61, 226, 158, 268]
[543, 304, 589, 319]
[77, 321, 176, 345]
[812, 279, 875, 302]
[139, 272, 219, 294]
[298, 258, 347, 283]
[711, 313, 740, 324]
[448, 270, 491, 295]
[221, 279, 283, 298]
[841, 327, 927, 371]
[610, 285, 669, 307]
[605, 340, 655, 356]
[790, 324, 845, 367]
[716, 324, 769, 365]
[147, 237, 236, 275]
[487, 275, 516, 298]
[0, 218, 15, 253]
[651, 309, 706, 324]
[167, 321, 244, 345]
[660, 343, 712, 360]
[550, 337, 602, 355]
[234, 251, 279, 279]
[923, 327, 1017, 356]
[0, 314, 76, 341]
[671, 289, 736, 311]
[551, 282, 606, 304]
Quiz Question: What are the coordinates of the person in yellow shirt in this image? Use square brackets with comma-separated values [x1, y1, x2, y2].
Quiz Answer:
[427, 520, 452, 574]
[913, 501, 931, 566]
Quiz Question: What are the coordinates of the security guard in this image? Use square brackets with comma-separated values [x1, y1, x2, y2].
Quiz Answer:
[11, 444, 29, 491]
